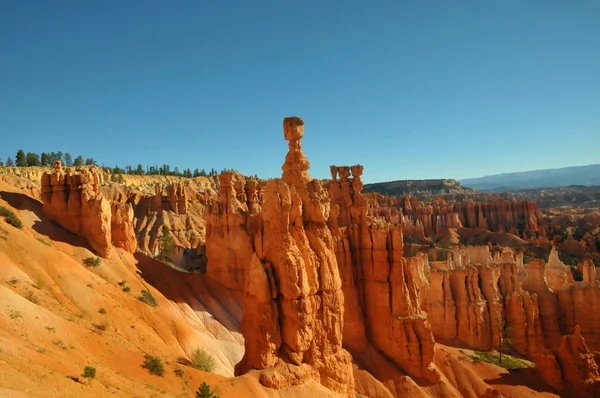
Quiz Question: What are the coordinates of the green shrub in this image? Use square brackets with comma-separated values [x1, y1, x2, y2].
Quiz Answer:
[0, 206, 23, 229]
[196, 382, 219, 398]
[174, 368, 184, 377]
[138, 289, 158, 307]
[142, 355, 165, 376]
[83, 256, 101, 267]
[469, 351, 529, 370]
[98, 308, 107, 314]
[122, 285, 131, 292]
[82, 366, 96, 379]
[191, 348, 216, 372]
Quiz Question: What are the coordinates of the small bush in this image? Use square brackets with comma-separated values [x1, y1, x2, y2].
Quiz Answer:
[142, 355, 165, 376]
[0, 206, 23, 229]
[191, 348, 216, 372]
[174, 368, 184, 377]
[82, 366, 96, 379]
[98, 308, 107, 314]
[52, 339, 68, 350]
[196, 382, 219, 398]
[8, 277, 19, 285]
[122, 285, 131, 292]
[138, 289, 158, 307]
[83, 256, 101, 267]
[93, 322, 108, 332]
[9, 310, 22, 319]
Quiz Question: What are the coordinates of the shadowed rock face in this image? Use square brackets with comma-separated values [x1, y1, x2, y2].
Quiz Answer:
[41, 160, 136, 257]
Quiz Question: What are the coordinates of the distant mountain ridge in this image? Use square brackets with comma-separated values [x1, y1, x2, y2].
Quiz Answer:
[460, 164, 600, 192]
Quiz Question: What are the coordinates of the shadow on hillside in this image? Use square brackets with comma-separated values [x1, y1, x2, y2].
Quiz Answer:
[485, 366, 558, 394]
[0, 190, 90, 250]
[134, 252, 243, 334]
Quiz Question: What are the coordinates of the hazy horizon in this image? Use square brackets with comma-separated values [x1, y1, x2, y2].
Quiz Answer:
[1, 1, 599, 184]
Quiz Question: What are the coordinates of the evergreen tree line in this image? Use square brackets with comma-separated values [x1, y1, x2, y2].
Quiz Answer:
[109, 164, 228, 178]
[2, 149, 95, 168]
[1, 149, 241, 178]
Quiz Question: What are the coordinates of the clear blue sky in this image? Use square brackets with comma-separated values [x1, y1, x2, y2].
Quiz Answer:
[1, 1, 598, 183]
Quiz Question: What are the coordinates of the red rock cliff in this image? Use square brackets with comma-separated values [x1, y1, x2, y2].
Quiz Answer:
[41, 161, 136, 257]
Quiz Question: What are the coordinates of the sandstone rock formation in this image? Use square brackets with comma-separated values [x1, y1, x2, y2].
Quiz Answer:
[41, 160, 135, 257]
[202, 116, 600, 396]
[151, 182, 189, 214]
[420, 245, 600, 393]
[367, 194, 545, 241]
[205, 172, 254, 290]
[110, 202, 137, 253]
[220, 117, 355, 396]
[327, 165, 439, 385]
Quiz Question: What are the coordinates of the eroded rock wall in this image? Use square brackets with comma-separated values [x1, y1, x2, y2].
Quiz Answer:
[327, 165, 439, 383]
[41, 161, 125, 257]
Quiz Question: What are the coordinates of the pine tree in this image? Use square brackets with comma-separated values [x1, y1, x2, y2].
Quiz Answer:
[15, 149, 26, 167]
[73, 155, 84, 166]
[173, 166, 180, 176]
[195, 382, 219, 398]
[64, 153, 72, 166]
[6, 157, 14, 167]
[26, 152, 41, 166]
[136, 164, 144, 175]
[85, 158, 96, 165]
[158, 225, 174, 263]
[497, 314, 514, 364]
[41, 152, 49, 166]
